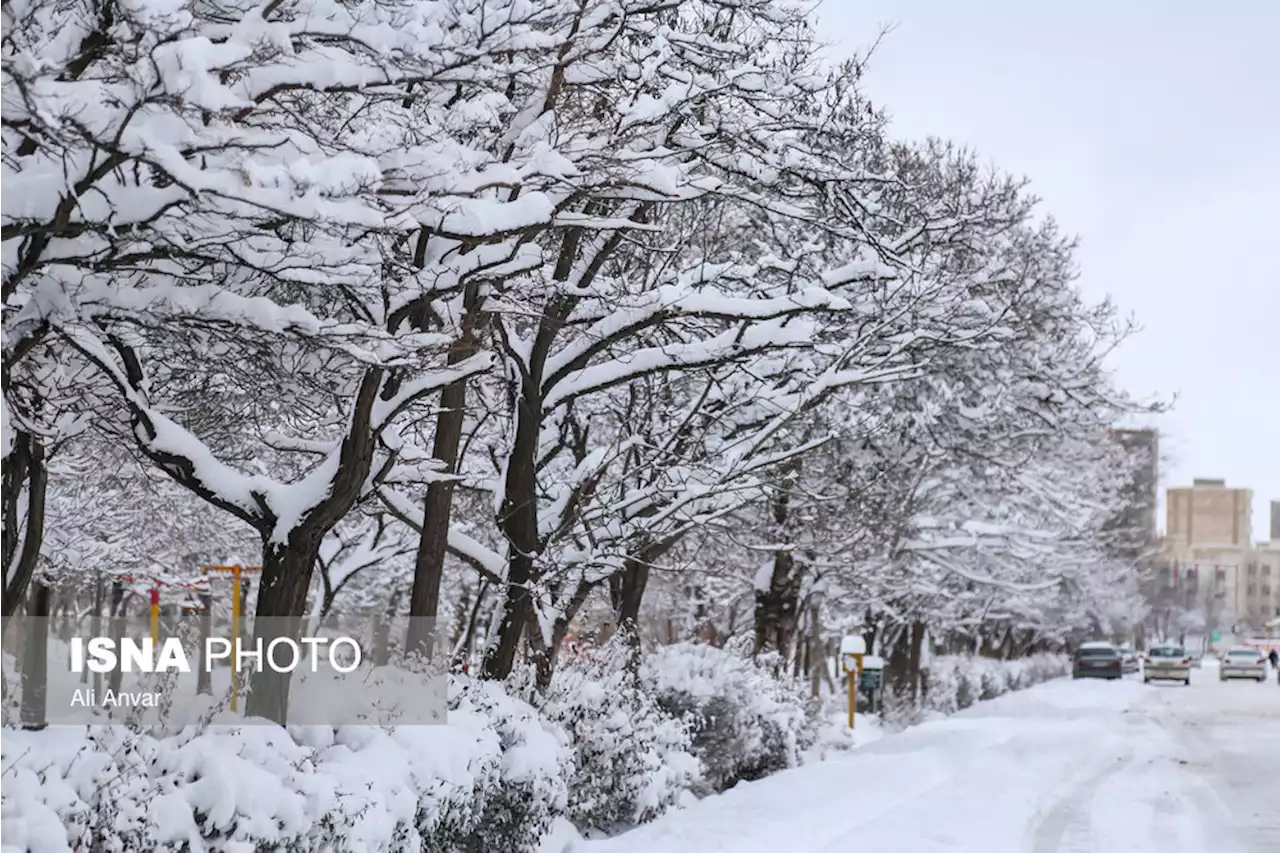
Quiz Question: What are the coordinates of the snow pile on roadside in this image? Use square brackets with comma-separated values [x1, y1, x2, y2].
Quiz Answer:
[0, 675, 570, 853]
[923, 653, 1069, 715]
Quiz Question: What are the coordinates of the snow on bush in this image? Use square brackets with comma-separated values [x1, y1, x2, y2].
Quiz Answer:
[639, 642, 820, 793]
[513, 640, 701, 834]
[923, 653, 1069, 716]
[0, 675, 570, 853]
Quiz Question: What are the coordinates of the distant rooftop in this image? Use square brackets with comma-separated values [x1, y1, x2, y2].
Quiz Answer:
[1192, 478, 1226, 487]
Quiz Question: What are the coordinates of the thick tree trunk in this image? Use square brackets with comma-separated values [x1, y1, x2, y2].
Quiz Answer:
[406, 288, 482, 658]
[20, 581, 51, 729]
[2, 431, 47, 620]
[245, 535, 322, 724]
[482, 390, 542, 680]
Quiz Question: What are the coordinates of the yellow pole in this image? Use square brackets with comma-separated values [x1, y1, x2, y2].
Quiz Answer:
[847, 656, 855, 729]
[150, 586, 160, 646]
[231, 564, 241, 712]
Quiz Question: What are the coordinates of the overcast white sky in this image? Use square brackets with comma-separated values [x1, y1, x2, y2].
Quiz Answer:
[817, 0, 1280, 540]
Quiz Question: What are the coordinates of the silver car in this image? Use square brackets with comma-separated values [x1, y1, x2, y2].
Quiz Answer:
[1143, 646, 1191, 684]
[1219, 647, 1267, 682]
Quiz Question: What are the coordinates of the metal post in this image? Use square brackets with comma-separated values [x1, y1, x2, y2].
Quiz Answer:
[847, 661, 855, 729]
[150, 586, 160, 646]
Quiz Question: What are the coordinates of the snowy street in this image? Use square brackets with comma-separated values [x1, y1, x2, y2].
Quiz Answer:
[582, 668, 1280, 853]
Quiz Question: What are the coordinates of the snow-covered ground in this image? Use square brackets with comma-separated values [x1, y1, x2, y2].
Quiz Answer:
[575, 666, 1280, 853]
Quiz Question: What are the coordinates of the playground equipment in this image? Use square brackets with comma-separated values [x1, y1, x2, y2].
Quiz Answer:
[200, 564, 261, 711]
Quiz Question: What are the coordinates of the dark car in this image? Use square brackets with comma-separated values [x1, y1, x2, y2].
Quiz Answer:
[1073, 643, 1123, 680]
[1116, 645, 1140, 674]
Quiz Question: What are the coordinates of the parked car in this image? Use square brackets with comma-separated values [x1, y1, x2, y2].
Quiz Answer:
[1143, 645, 1191, 685]
[1073, 642, 1123, 680]
[1116, 646, 1140, 674]
[1189, 653, 1202, 668]
[1219, 647, 1267, 682]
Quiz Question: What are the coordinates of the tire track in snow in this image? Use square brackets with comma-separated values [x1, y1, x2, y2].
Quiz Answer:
[1028, 751, 1135, 853]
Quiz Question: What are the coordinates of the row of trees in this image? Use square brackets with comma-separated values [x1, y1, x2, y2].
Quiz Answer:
[3, 0, 1154, 723]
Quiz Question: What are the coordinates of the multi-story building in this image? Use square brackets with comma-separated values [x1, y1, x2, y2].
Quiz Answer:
[1271, 500, 1280, 541]
[1166, 478, 1253, 548]
[1243, 542, 1280, 623]
[1160, 478, 1255, 629]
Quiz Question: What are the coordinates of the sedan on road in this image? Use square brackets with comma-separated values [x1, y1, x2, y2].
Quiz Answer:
[1143, 645, 1191, 685]
[1072, 643, 1123, 680]
[1219, 647, 1267, 682]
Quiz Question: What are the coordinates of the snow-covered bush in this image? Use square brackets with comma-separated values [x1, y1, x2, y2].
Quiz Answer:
[515, 640, 701, 834]
[0, 675, 571, 853]
[922, 653, 1070, 716]
[640, 642, 820, 793]
[417, 676, 571, 853]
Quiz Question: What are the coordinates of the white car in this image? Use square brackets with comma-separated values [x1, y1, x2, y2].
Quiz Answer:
[1143, 646, 1191, 684]
[1218, 647, 1267, 682]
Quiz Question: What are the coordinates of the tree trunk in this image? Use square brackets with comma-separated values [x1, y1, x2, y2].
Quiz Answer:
[531, 579, 595, 690]
[808, 602, 824, 698]
[108, 579, 126, 694]
[611, 550, 652, 667]
[455, 579, 489, 671]
[753, 467, 804, 658]
[907, 621, 926, 703]
[197, 590, 213, 695]
[245, 535, 322, 724]
[482, 386, 542, 680]
[406, 285, 483, 659]
[2, 431, 47, 620]
[885, 625, 911, 697]
[373, 583, 403, 666]
[20, 581, 51, 729]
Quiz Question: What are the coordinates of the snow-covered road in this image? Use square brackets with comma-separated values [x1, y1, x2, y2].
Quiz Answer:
[581, 666, 1280, 853]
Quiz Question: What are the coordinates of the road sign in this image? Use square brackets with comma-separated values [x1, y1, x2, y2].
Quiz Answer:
[1211, 630, 1222, 643]
[859, 669, 882, 690]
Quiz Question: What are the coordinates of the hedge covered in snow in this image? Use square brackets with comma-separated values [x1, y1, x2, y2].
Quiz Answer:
[1, 648, 1064, 851]
[922, 653, 1071, 716]
[1, 642, 822, 851]
[1, 676, 570, 853]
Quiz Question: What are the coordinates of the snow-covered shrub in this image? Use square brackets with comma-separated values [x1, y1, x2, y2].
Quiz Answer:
[516, 640, 701, 834]
[977, 658, 1009, 700]
[640, 642, 819, 793]
[432, 677, 572, 853]
[0, 675, 570, 853]
[920, 653, 1070, 718]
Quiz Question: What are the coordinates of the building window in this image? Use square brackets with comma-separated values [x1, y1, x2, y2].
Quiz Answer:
[1247, 564, 1258, 575]
[1264, 565, 1272, 576]
[1263, 585, 1272, 597]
